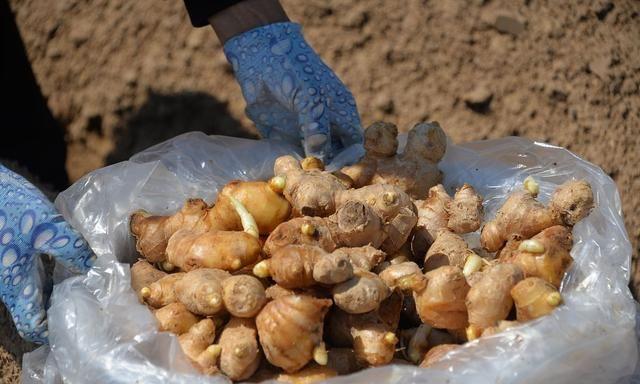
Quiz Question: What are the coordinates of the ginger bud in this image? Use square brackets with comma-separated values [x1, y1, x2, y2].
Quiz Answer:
[301, 156, 325, 171]
[140, 287, 151, 299]
[466, 324, 482, 341]
[225, 195, 259, 238]
[383, 191, 397, 205]
[313, 342, 329, 366]
[523, 176, 539, 196]
[518, 239, 545, 253]
[161, 261, 176, 272]
[462, 252, 484, 277]
[301, 222, 317, 236]
[511, 277, 562, 321]
[269, 175, 286, 194]
[252, 260, 271, 279]
[383, 332, 398, 345]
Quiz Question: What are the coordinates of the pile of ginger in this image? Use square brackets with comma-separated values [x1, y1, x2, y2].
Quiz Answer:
[128, 121, 595, 383]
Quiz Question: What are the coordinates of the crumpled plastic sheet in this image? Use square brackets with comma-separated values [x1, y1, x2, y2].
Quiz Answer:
[21, 132, 639, 384]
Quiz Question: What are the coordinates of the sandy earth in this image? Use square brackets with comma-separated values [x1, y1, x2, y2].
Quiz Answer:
[2, 0, 639, 382]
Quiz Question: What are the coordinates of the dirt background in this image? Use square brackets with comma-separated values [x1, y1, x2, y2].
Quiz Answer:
[2, 0, 639, 382]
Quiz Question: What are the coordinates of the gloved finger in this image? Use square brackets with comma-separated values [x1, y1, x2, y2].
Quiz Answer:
[325, 143, 366, 172]
[328, 89, 364, 150]
[246, 101, 299, 143]
[30, 212, 95, 274]
[298, 104, 332, 163]
[1, 251, 49, 344]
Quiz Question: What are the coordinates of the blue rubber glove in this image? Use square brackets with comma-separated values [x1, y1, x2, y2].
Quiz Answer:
[0, 165, 94, 344]
[224, 22, 364, 164]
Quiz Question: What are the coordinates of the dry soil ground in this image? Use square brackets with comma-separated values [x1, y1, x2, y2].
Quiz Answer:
[2, 0, 639, 382]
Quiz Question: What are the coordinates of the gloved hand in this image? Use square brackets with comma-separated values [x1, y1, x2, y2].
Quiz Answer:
[224, 22, 364, 165]
[0, 165, 94, 344]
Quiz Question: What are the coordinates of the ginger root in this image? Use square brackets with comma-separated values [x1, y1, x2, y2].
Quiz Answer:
[130, 260, 166, 302]
[142, 272, 185, 308]
[256, 294, 332, 372]
[507, 225, 573, 288]
[466, 264, 523, 330]
[378, 261, 425, 291]
[166, 229, 261, 272]
[130, 180, 289, 262]
[481, 179, 593, 252]
[339, 121, 447, 199]
[219, 317, 261, 381]
[264, 201, 384, 255]
[174, 268, 230, 316]
[419, 344, 459, 368]
[178, 319, 219, 374]
[276, 364, 338, 384]
[511, 277, 562, 321]
[222, 275, 267, 318]
[255, 245, 354, 288]
[327, 291, 402, 366]
[332, 269, 391, 314]
[412, 184, 483, 257]
[424, 229, 475, 272]
[154, 302, 199, 335]
[413, 266, 470, 330]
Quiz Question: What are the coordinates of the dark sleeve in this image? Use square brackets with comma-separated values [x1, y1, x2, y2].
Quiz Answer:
[183, 0, 245, 27]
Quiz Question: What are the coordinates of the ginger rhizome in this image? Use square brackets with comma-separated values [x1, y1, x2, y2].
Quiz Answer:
[339, 121, 447, 199]
[327, 291, 402, 366]
[412, 184, 483, 257]
[130, 259, 167, 301]
[254, 245, 356, 288]
[465, 264, 523, 331]
[481, 179, 593, 252]
[130, 179, 290, 262]
[256, 294, 332, 372]
[413, 266, 470, 330]
[178, 319, 219, 374]
[511, 277, 562, 321]
[218, 317, 262, 380]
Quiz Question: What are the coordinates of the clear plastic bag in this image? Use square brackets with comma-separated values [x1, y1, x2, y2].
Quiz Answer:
[21, 132, 638, 383]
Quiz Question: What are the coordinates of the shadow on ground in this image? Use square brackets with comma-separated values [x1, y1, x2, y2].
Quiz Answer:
[106, 90, 257, 164]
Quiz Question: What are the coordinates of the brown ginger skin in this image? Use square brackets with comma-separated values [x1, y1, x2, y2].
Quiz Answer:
[424, 229, 473, 272]
[130, 180, 290, 262]
[154, 302, 199, 335]
[178, 319, 218, 374]
[447, 184, 483, 234]
[481, 190, 561, 252]
[207, 180, 292, 235]
[419, 344, 459, 368]
[222, 275, 267, 318]
[130, 199, 209, 262]
[256, 294, 332, 373]
[549, 180, 594, 226]
[166, 229, 261, 272]
[174, 268, 230, 316]
[327, 291, 402, 366]
[263, 201, 384, 256]
[378, 261, 425, 291]
[332, 269, 391, 314]
[264, 245, 354, 288]
[508, 225, 573, 287]
[342, 122, 447, 199]
[414, 266, 470, 330]
[481, 180, 593, 252]
[143, 272, 185, 308]
[466, 264, 524, 329]
[412, 184, 452, 256]
[130, 260, 166, 302]
[276, 364, 338, 384]
[511, 277, 562, 321]
[219, 317, 262, 381]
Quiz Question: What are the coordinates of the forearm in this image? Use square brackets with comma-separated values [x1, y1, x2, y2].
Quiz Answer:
[209, 0, 290, 44]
